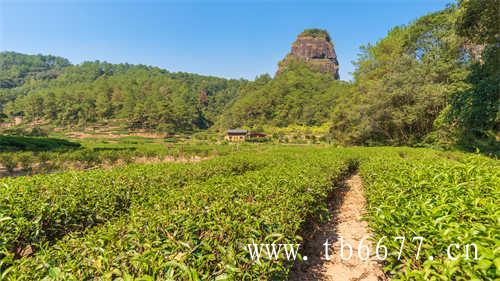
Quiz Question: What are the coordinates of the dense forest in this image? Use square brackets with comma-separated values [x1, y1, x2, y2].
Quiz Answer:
[0, 55, 248, 133]
[0, 0, 498, 151]
[0, 51, 71, 89]
[330, 1, 498, 150]
[221, 0, 498, 151]
[219, 62, 350, 128]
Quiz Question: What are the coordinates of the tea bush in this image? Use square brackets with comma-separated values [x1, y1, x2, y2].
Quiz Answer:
[1, 147, 497, 280]
[360, 148, 499, 280]
[2, 148, 355, 280]
[0, 152, 269, 270]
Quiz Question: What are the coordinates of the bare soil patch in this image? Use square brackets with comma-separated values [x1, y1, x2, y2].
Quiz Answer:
[289, 174, 387, 281]
[65, 131, 167, 139]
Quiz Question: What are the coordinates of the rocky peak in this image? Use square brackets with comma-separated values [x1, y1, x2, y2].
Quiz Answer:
[277, 29, 340, 79]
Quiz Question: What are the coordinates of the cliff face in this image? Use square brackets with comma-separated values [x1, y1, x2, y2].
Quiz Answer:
[277, 29, 340, 79]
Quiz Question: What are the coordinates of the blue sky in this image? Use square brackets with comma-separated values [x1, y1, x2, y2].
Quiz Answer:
[0, 0, 451, 81]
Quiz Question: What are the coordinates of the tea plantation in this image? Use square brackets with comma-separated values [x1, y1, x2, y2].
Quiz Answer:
[0, 146, 498, 280]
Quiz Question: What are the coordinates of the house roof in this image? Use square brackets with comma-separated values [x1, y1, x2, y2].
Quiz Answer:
[227, 129, 247, 134]
[249, 132, 266, 137]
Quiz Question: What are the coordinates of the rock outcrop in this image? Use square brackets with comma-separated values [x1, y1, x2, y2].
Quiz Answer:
[277, 29, 340, 79]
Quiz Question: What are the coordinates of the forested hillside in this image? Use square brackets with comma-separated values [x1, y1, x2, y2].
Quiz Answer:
[0, 52, 71, 89]
[220, 1, 497, 151]
[447, 0, 499, 149]
[329, 1, 498, 151]
[331, 7, 470, 145]
[219, 62, 350, 128]
[0, 0, 497, 152]
[0, 56, 248, 132]
[0, 52, 71, 114]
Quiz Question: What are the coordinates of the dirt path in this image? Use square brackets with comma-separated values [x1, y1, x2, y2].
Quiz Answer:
[289, 174, 387, 281]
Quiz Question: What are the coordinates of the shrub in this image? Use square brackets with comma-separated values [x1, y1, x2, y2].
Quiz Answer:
[17, 153, 34, 174]
[0, 154, 17, 174]
[0, 135, 80, 152]
[36, 151, 53, 172]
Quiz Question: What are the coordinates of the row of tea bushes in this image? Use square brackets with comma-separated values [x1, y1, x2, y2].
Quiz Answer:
[0, 143, 251, 177]
[3, 148, 356, 280]
[0, 152, 270, 270]
[359, 148, 499, 280]
[4, 147, 496, 280]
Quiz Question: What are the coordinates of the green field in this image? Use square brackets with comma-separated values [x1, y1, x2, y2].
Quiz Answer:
[0, 145, 497, 280]
[0, 136, 251, 176]
[0, 135, 81, 152]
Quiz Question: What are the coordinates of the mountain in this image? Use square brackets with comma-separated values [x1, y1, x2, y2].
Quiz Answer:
[277, 29, 340, 79]
[0, 30, 349, 134]
[1, 1, 497, 154]
[0, 53, 248, 133]
[218, 29, 347, 129]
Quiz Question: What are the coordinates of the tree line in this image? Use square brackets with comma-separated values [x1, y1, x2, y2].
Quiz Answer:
[0, 57, 248, 133]
[329, 0, 498, 151]
[220, 0, 498, 152]
[0, 0, 497, 152]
